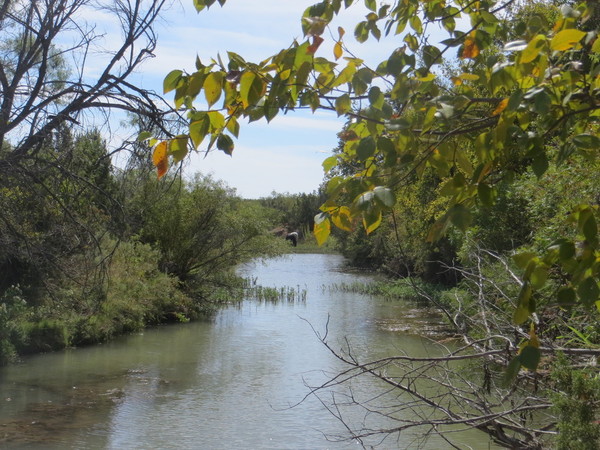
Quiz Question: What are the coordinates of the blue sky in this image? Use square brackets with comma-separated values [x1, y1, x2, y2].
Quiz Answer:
[38, 1, 454, 199]
[128, 0, 400, 198]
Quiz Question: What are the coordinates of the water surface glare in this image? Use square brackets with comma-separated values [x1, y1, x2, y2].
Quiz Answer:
[0, 254, 497, 449]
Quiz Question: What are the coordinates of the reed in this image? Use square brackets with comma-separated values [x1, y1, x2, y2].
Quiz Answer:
[242, 279, 307, 303]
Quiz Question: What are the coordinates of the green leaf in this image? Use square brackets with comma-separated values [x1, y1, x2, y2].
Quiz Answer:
[422, 106, 436, 133]
[514, 282, 532, 324]
[519, 346, 541, 371]
[240, 72, 265, 109]
[189, 116, 210, 149]
[502, 356, 522, 387]
[322, 155, 338, 173]
[530, 265, 548, 290]
[207, 111, 225, 130]
[356, 136, 376, 161]
[448, 204, 472, 231]
[373, 186, 395, 208]
[427, 213, 451, 242]
[409, 15, 422, 34]
[188, 72, 206, 98]
[377, 136, 396, 164]
[578, 277, 599, 306]
[573, 134, 600, 150]
[559, 241, 576, 260]
[335, 93, 352, 115]
[364, 0, 376, 12]
[477, 183, 494, 207]
[513, 304, 530, 325]
[513, 251, 537, 269]
[531, 153, 549, 179]
[169, 136, 188, 163]
[368, 86, 384, 109]
[226, 116, 240, 138]
[582, 214, 598, 246]
[164, 70, 183, 94]
[332, 63, 357, 87]
[137, 131, 152, 142]
[216, 134, 234, 155]
[550, 29, 586, 51]
[557, 286, 576, 308]
[578, 208, 598, 245]
[354, 21, 369, 43]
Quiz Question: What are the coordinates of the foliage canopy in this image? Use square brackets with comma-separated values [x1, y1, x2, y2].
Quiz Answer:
[151, 0, 600, 372]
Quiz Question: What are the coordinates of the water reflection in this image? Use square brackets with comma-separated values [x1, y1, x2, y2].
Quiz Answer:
[0, 254, 498, 449]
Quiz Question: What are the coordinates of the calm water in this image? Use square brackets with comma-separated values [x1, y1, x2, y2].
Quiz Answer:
[0, 254, 497, 449]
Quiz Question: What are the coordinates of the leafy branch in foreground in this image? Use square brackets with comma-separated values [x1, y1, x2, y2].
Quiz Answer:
[148, 0, 600, 342]
[148, 0, 599, 370]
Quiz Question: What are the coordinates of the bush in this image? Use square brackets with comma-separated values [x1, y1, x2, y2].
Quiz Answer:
[551, 354, 600, 450]
[0, 286, 27, 364]
[72, 238, 195, 344]
[19, 319, 69, 354]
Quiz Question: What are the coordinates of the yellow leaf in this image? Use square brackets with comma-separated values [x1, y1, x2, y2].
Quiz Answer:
[203, 72, 224, 108]
[169, 136, 188, 163]
[313, 217, 331, 246]
[279, 69, 291, 80]
[492, 98, 508, 116]
[334, 41, 343, 60]
[458, 73, 479, 81]
[338, 26, 345, 40]
[152, 141, 168, 179]
[461, 32, 479, 59]
[520, 35, 546, 63]
[528, 323, 540, 348]
[331, 206, 353, 232]
[362, 209, 382, 235]
[451, 76, 462, 86]
[550, 29, 586, 51]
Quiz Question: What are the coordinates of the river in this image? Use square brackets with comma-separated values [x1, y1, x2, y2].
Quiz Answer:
[0, 254, 498, 449]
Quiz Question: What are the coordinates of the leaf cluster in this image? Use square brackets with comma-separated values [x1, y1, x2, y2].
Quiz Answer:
[153, 0, 600, 373]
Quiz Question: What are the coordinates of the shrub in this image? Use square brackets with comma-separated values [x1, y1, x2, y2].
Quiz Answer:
[0, 286, 27, 364]
[19, 319, 69, 354]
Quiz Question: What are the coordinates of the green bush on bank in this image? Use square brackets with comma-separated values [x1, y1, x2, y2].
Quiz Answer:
[73, 238, 196, 345]
[18, 320, 69, 354]
[551, 354, 600, 450]
[0, 169, 286, 364]
[0, 286, 27, 365]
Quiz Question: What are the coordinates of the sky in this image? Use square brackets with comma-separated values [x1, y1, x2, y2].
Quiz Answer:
[125, 0, 397, 198]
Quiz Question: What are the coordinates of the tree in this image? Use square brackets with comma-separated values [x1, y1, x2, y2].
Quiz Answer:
[0, 0, 182, 303]
[0, 0, 178, 171]
[148, 0, 600, 446]
[128, 173, 281, 283]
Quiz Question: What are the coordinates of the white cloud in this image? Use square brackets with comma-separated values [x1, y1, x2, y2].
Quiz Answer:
[186, 142, 331, 198]
[76, 0, 402, 197]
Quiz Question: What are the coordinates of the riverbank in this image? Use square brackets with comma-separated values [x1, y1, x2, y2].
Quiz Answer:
[0, 239, 263, 366]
